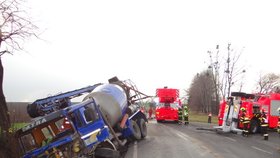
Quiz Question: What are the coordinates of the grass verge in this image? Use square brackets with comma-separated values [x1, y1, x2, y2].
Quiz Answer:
[189, 111, 218, 124]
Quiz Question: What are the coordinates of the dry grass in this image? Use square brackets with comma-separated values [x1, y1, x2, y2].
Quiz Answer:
[189, 111, 218, 124]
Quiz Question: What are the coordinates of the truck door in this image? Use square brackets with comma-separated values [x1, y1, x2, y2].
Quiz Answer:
[76, 102, 110, 148]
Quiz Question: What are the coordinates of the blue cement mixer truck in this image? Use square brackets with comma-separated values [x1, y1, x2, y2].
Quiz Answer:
[15, 77, 150, 158]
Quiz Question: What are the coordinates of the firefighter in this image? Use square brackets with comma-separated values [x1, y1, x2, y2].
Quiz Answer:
[259, 109, 269, 140]
[178, 105, 183, 125]
[208, 112, 212, 123]
[148, 106, 153, 119]
[240, 107, 250, 137]
[178, 104, 189, 125]
[183, 105, 189, 125]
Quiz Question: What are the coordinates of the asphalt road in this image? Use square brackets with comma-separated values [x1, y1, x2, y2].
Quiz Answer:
[124, 120, 280, 158]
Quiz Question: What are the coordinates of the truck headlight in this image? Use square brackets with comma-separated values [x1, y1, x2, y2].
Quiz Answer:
[73, 140, 80, 153]
[82, 128, 101, 146]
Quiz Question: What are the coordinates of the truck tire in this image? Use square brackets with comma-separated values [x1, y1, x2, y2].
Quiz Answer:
[137, 118, 147, 138]
[95, 148, 120, 158]
[27, 103, 40, 118]
[250, 119, 260, 134]
[131, 120, 141, 140]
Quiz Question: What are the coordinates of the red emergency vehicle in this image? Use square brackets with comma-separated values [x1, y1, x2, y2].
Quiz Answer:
[218, 92, 279, 133]
[249, 93, 279, 130]
[218, 100, 226, 126]
[155, 87, 180, 123]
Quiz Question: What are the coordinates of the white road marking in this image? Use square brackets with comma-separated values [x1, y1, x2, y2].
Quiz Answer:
[133, 141, 138, 158]
[176, 132, 190, 141]
[174, 130, 210, 157]
[157, 124, 222, 158]
[251, 146, 273, 155]
[225, 137, 236, 142]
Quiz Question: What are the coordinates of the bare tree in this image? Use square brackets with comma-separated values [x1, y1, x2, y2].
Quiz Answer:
[207, 43, 245, 100]
[207, 45, 220, 113]
[256, 73, 280, 94]
[188, 74, 202, 112]
[0, 0, 38, 156]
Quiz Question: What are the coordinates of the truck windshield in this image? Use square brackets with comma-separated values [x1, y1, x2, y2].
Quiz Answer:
[77, 103, 100, 127]
[158, 103, 178, 108]
[20, 133, 36, 153]
[19, 116, 75, 154]
[253, 105, 260, 114]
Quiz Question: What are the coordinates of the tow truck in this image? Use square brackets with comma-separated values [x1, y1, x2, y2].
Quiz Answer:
[217, 92, 280, 133]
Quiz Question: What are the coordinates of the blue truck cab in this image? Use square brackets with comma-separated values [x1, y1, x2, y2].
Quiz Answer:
[16, 99, 111, 157]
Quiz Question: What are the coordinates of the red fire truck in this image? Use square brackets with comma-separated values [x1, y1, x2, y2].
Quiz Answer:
[217, 92, 251, 126]
[246, 93, 279, 133]
[218, 92, 280, 133]
[155, 87, 180, 123]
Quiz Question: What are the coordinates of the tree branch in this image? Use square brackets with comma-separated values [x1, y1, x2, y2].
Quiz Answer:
[0, 50, 11, 56]
[0, 0, 38, 55]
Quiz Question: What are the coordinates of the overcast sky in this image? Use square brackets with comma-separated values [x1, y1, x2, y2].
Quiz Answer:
[3, 0, 280, 102]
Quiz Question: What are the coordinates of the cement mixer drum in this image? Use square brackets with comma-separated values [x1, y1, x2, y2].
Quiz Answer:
[83, 83, 128, 127]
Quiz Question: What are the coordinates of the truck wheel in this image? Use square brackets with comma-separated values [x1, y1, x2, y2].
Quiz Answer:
[95, 148, 120, 158]
[250, 119, 259, 134]
[137, 119, 147, 138]
[131, 120, 141, 140]
[27, 103, 40, 118]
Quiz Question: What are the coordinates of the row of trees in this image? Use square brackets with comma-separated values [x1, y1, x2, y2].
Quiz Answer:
[188, 71, 216, 113]
[187, 44, 280, 115]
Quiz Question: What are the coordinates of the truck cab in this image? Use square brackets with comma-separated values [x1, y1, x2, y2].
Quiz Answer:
[16, 99, 110, 158]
